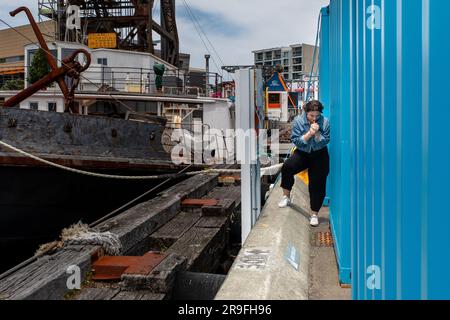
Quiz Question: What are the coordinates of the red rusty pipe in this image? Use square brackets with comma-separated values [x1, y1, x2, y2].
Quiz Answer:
[63, 49, 92, 73]
[4, 64, 75, 108]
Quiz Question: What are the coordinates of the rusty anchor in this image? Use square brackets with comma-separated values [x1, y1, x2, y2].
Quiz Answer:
[3, 6, 91, 113]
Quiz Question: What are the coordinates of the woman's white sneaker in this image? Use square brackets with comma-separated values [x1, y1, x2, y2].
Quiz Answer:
[278, 196, 291, 208]
[310, 215, 319, 227]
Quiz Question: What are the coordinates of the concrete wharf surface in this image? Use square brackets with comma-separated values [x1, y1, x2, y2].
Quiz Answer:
[216, 178, 351, 300]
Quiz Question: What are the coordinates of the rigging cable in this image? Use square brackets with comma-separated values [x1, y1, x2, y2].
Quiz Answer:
[181, 0, 226, 69]
[305, 12, 322, 103]
[179, 0, 223, 77]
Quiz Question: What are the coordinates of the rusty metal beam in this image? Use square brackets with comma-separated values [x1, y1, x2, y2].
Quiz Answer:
[91, 252, 166, 281]
[181, 199, 220, 208]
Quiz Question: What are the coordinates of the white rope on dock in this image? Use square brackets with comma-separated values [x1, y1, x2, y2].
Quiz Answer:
[34, 222, 123, 256]
[62, 223, 122, 256]
[0, 139, 282, 179]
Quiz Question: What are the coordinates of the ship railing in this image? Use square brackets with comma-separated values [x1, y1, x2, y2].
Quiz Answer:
[163, 122, 234, 163]
[0, 65, 225, 98]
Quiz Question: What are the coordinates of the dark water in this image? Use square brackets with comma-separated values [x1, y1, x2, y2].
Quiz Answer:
[0, 166, 184, 274]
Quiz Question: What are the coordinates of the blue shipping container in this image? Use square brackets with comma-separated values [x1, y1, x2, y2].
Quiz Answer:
[321, 0, 450, 299]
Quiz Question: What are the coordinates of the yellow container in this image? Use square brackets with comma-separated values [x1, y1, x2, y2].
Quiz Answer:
[290, 147, 309, 185]
[297, 170, 309, 185]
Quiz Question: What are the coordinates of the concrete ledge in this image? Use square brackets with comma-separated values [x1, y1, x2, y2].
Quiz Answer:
[215, 178, 311, 300]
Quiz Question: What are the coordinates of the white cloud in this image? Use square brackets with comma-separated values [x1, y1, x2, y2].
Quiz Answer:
[175, 0, 329, 73]
[0, 0, 330, 75]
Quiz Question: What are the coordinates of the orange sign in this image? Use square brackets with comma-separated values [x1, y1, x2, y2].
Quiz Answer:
[88, 33, 117, 49]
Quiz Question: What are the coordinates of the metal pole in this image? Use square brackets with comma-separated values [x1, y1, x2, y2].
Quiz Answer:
[215, 73, 218, 97]
[177, 69, 180, 94]
[101, 65, 105, 87]
[140, 68, 143, 94]
[205, 54, 210, 97]
[235, 68, 260, 243]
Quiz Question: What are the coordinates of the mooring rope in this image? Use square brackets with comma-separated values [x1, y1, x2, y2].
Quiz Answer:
[0, 139, 282, 179]
[35, 222, 122, 256]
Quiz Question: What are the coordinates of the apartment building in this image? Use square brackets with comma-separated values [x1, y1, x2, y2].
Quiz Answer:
[253, 43, 319, 81]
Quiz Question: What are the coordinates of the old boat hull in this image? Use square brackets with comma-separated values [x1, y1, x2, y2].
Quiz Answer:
[0, 108, 183, 273]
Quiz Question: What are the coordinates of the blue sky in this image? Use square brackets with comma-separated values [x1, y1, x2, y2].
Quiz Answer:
[0, 0, 329, 75]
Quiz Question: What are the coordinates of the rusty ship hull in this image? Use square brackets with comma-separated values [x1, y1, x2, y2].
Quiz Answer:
[0, 108, 183, 273]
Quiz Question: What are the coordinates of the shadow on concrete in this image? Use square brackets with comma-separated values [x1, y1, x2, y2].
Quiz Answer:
[289, 203, 310, 219]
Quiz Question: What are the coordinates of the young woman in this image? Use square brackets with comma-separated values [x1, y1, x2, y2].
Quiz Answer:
[278, 100, 330, 227]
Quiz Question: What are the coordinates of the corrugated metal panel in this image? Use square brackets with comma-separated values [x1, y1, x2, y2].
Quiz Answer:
[320, 7, 331, 119]
[321, 0, 450, 300]
[320, 1, 353, 286]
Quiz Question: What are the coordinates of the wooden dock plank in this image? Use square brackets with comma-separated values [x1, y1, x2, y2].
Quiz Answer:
[0, 173, 237, 300]
[146, 211, 202, 251]
[112, 290, 166, 300]
[165, 222, 228, 273]
[195, 216, 229, 229]
[74, 287, 166, 300]
[100, 173, 219, 254]
[0, 245, 99, 300]
[205, 186, 241, 204]
[152, 211, 202, 239]
[75, 288, 121, 300]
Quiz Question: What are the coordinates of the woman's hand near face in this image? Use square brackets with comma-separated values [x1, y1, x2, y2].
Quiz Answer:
[311, 123, 320, 133]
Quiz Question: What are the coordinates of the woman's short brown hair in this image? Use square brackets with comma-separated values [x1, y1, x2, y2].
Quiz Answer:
[304, 100, 324, 113]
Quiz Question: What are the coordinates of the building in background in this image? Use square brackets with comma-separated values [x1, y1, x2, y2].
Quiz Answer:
[0, 21, 56, 88]
[253, 43, 319, 82]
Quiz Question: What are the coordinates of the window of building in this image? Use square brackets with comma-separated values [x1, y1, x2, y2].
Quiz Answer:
[283, 52, 290, 58]
[256, 53, 263, 61]
[284, 66, 289, 72]
[265, 52, 272, 60]
[97, 58, 108, 66]
[0, 56, 25, 64]
[268, 93, 280, 104]
[293, 73, 301, 80]
[273, 60, 282, 66]
[274, 50, 282, 59]
[293, 65, 302, 72]
[293, 58, 302, 65]
[283, 73, 290, 80]
[48, 102, 57, 112]
[292, 47, 302, 57]
[29, 102, 39, 110]
[284, 59, 289, 66]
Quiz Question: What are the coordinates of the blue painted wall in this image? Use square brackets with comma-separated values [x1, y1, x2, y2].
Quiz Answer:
[320, 2, 353, 285]
[321, 0, 450, 299]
